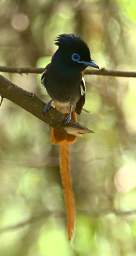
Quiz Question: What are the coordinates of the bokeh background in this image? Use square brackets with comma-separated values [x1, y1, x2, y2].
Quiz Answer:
[0, 0, 136, 255]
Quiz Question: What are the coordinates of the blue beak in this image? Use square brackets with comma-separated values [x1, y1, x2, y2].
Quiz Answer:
[86, 60, 99, 69]
[76, 59, 99, 69]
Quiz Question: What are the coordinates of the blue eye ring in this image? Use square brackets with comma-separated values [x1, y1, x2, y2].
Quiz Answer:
[71, 53, 80, 62]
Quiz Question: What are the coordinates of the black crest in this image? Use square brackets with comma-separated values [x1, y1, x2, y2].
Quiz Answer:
[55, 34, 90, 55]
[55, 34, 80, 46]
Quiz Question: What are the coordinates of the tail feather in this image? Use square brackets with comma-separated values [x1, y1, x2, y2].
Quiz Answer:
[51, 112, 77, 144]
[51, 111, 77, 240]
[59, 141, 75, 240]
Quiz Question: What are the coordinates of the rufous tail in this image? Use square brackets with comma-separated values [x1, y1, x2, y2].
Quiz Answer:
[59, 141, 75, 240]
[51, 112, 77, 240]
[51, 112, 77, 144]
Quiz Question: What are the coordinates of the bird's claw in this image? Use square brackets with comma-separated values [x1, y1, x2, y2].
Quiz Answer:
[63, 113, 72, 124]
[43, 100, 53, 113]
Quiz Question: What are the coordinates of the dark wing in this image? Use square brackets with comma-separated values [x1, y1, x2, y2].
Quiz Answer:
[41, 64, 50, 87]
[75, 77, 86, 114]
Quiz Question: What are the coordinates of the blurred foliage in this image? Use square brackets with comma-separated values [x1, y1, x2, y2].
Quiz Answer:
[0, 0, 136, 255]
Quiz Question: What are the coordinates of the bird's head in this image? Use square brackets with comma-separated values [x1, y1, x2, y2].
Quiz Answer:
[54, 34, 99, 70]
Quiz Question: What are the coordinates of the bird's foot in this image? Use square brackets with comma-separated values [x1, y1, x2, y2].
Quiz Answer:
[63, 112, 72, 124]
[43, 100, 53, 113]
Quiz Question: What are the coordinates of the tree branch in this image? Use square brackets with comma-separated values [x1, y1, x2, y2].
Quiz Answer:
[0, 74, 91, 135]
[85, 68, 136, 77]
[0, 210, 60, 234]
[0, 66, 136, 77]
[0, 66, 43, 74]
[0, 208, 135, 234]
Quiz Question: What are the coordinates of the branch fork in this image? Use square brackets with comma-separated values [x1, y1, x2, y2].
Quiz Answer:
[0, 74, 92, 136]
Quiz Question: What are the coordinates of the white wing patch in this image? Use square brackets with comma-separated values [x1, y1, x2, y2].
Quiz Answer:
[41, 68, 47, 85]
[80, 77, 86, 96]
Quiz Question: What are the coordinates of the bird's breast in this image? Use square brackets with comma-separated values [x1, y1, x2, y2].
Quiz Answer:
[52, 101, 72, 114]
[45, 63, 82, 103]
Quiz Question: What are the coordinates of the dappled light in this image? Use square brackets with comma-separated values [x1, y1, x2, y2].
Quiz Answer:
[0, 0, 136, 255]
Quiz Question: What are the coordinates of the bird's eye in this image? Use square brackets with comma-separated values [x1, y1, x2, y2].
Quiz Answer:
[71, 53, 80, 62]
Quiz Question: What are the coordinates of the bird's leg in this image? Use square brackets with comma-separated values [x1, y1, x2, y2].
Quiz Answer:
[63, 105, 73, 124]
[43, 99, 54, 113]
[64, 112, 72, 124]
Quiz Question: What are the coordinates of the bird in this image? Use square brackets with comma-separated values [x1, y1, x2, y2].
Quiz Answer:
[41, 34, 99, 240]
